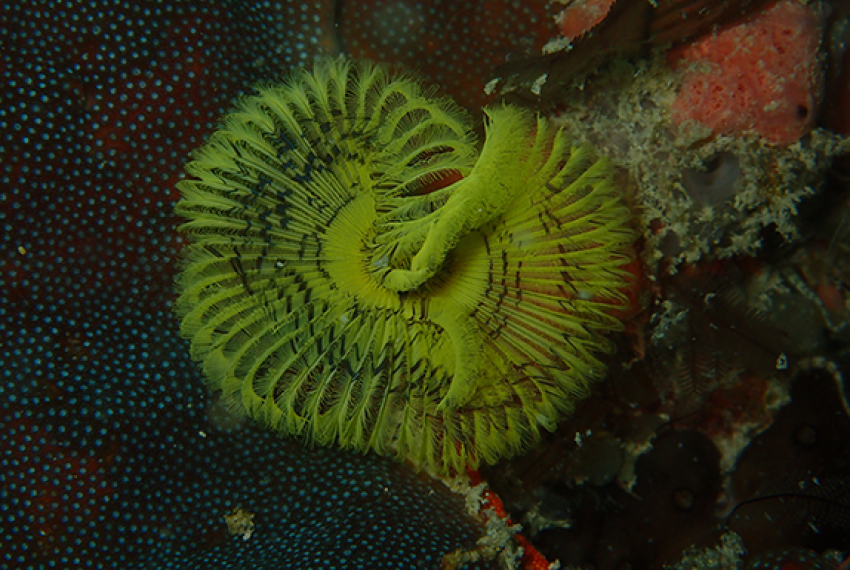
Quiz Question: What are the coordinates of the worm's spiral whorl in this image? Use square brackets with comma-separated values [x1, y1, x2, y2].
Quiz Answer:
[176, 58, 636, 475]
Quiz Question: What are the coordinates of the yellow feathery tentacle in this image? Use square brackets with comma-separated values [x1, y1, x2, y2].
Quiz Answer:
[380, 106, 536, 293]
[175, 57, 637, 475]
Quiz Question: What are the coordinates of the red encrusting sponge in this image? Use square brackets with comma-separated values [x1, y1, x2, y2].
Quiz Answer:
[555, 0, 616, 41]
[670, 0, 823, 146]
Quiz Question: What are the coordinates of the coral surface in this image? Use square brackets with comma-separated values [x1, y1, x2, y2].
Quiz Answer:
[0, 2, 495, 568]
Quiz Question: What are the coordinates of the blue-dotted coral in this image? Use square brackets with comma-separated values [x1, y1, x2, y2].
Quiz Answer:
[0, 2, 488, 568]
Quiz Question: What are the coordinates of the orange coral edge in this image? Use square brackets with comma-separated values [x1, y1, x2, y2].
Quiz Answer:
[467, 470, 555, 570]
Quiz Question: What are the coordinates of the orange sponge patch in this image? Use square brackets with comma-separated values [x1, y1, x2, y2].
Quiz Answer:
[555, 0, 616, 42]
[670, 0, 822, 145]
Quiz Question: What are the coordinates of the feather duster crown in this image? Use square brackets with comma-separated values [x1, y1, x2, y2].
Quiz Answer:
[175, 58, 636, 474]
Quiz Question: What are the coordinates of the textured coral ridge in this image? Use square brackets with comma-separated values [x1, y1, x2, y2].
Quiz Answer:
[176, 57, 636, 475]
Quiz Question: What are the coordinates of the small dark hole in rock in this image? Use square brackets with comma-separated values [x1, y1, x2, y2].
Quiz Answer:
[673, 488, 695, 511]
[795, 424, 817, 446]
[681, 151, 743, 207]
[796, 105, 809, 120]
[705, 155, 722, 173]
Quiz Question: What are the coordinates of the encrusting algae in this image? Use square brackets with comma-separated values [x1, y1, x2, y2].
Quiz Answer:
[175, 57, 636, 475]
